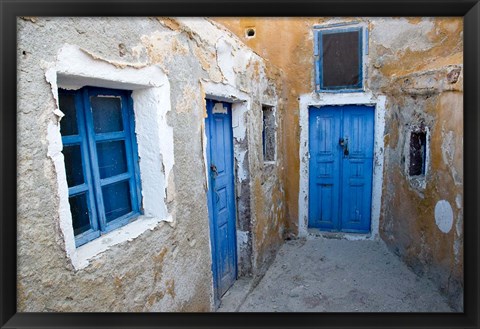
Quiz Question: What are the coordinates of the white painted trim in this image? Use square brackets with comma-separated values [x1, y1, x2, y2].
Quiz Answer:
[46, 44, 174, 270]
[298, 92, 386, 240]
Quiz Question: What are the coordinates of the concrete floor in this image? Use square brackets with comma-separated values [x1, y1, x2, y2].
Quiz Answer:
[218, 235, 453, 312]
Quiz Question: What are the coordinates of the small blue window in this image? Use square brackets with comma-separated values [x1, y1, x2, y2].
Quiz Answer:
[59, 87, 142, 247]
[314, 26, 364, 92]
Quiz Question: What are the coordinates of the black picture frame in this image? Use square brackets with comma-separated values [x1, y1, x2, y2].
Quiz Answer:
[1, 0, 478, 328]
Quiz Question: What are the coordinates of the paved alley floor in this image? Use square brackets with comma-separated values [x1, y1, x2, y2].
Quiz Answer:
[219, 235, 453, 312]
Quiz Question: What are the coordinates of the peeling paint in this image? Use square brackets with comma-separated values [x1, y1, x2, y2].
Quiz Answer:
[46, 121, 76, 264]
[371, 18, 435, 52]
[455, 194, 462, 209]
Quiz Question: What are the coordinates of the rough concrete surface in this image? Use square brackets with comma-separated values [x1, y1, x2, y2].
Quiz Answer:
[220, 235, 453, 312]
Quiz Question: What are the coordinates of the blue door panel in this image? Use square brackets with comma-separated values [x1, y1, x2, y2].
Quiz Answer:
[205, 99, 237, 303]
[341, 107, 374, 233]
[308, 107, 341, 230]
[309, 105, 374, 233]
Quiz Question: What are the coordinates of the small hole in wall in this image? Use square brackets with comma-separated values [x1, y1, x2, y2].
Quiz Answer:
[22, 50, 27, 57]
[409, 131, 427, 176]
[245, 28, 256, 38]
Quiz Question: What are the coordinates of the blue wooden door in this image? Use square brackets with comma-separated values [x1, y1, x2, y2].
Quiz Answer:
[309, 105, 374, 233]
[205, 99, 237, 303]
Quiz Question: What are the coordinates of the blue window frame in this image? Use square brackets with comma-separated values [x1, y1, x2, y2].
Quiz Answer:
[314, 26, 364, 92]
[59, 86, 142, 247]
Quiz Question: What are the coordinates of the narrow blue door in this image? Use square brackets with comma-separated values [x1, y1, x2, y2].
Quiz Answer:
[309, 105, 374, 233]
[205, 99, 237, 303]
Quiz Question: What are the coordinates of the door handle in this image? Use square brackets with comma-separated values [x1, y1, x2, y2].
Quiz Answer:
[339, 137, 349, 157]
[210, 164, 220, 203]
[210, 164, 218, 178]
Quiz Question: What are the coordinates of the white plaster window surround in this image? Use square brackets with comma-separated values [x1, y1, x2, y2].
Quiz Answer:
[298, 92, 386, 240]
[46, 44, 174, 270]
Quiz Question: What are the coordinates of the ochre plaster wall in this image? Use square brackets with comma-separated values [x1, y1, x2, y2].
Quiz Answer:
[213, 17, 463, 309]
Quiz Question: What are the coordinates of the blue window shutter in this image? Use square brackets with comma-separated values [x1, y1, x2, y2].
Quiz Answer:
[59, 87, 142, 247]
[59, 89, 100, 247]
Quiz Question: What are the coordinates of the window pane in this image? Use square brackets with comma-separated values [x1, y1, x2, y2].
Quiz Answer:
[69, 193, 91, 236]
[102, 181, 132, 222]
[59, 93, 79, 136]
[96, 140, 128, 179]
[322, 31, 360, 88]
[63, 145, 84, 186]
[90, 96, 124, 133]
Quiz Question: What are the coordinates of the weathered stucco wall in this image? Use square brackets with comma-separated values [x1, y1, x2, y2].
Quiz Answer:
[17, 17, 286, 311]
[214, 17, 463, 309]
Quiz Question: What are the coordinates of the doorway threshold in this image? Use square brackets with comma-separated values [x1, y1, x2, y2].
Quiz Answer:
[216, 277, 256, 312]
[307, 228, 375, 241]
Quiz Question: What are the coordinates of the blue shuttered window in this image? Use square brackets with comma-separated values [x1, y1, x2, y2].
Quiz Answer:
[59, 87, 142, 247]
[314, 26, 364, 92]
